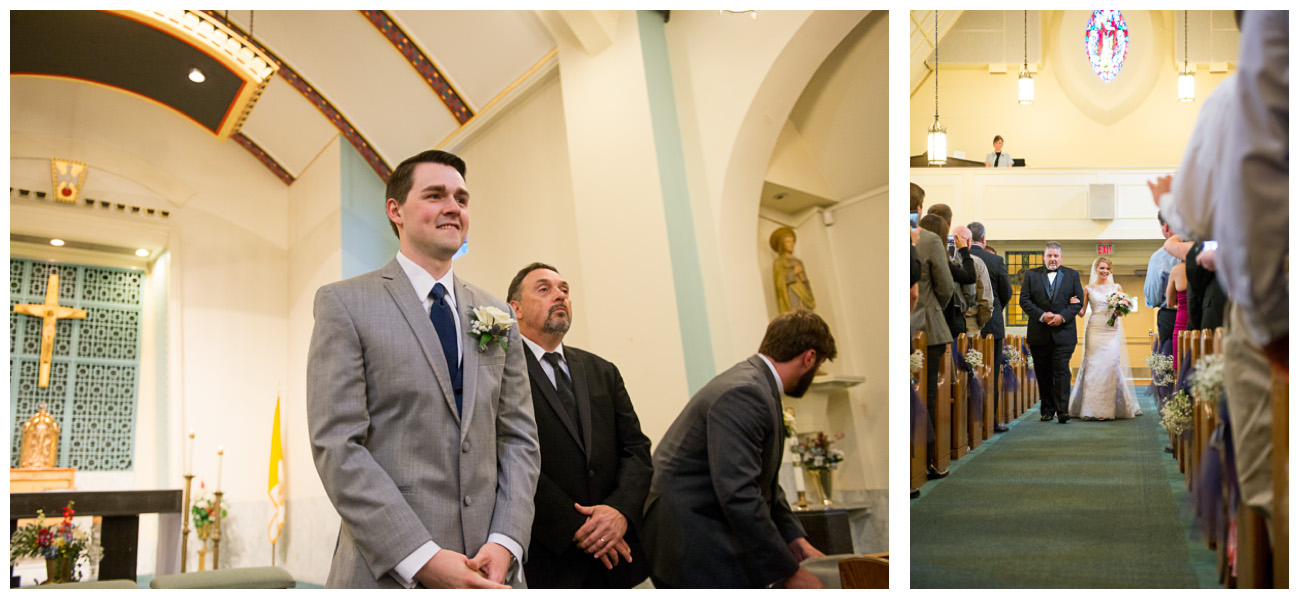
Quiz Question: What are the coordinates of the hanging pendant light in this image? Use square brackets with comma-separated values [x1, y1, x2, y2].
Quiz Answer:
[927, 11, 947, 166]
[1018, 11, 1034, 104]
[1178, 10, 1195, 102]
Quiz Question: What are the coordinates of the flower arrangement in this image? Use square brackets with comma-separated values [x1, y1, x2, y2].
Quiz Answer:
[1026, 355, 1034, 370]
[782, 409, 797, 439]
[1105, 292, 1138, 326]
[468, 306, 516, 352]
[790, 432, 846, 472]
[191, 482, 229, 538]
[964, 348, 984, 369]
[1189, 354, 1225, 404]
[10, 502, 103, 583]
[1145, 353, 1176, 386]
[1003, 345, 1025, 367]
[910, 350, 924, 374]
[1160, 390, 1192, 435]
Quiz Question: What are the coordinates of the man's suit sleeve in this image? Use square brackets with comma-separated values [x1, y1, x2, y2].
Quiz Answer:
[949, 248, 976, 285]
[489, 317, 542, 556]
[705, 387, 801, 585]
[1060, 272, 1086, 320]
[1019, 272, 1045, 323]
[307, 286, 433, 580]
[993, 256, 1012, 312]
[595, 363, 654, 528]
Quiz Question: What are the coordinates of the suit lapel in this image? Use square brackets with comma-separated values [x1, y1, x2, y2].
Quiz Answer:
[381, 261, 458, 421]
[456, 276, 477, 439]
[568, 351, 594, 460]
[525, 349, 585, 449]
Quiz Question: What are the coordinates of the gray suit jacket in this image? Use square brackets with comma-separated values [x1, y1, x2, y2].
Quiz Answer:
[307, 259, 540, 588]
[642, 355, 806, 588]
[912, 229, 955, 346]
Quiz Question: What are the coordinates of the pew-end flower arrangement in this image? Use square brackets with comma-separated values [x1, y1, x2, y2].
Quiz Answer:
[1160, 390, 1192, 435]
[910, 350, 924, 375]
[1003, 345, 1025, 367]
[964, 348, 984, 369]
[1145, 353, 1176, 386]
[10, 501, 103, 584]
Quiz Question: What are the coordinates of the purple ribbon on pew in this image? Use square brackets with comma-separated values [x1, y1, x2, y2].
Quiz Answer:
[1001, 361, 1020, 393]
[911, 384, 934, 444]
[1195, 408, 1227, 544]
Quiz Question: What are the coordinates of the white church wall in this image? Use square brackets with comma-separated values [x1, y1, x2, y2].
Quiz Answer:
[283, 135, 347, 585]
[540, 10, 692, 445]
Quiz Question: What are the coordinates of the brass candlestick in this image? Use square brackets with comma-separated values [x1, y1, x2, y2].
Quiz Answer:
[793, 490, 812, 510]
[180, 474, 194, 573]
[211, 490, 224, 570]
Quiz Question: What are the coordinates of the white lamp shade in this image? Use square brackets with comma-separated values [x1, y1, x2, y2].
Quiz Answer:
[1018, 71, 1034, 105]
[927, 122, 947, 165]
[1178, 72, 1195, 102]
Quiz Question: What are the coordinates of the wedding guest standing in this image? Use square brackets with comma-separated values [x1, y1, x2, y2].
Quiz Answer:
[985, 135, 1013, 168]
[968, 222, 1012, 433]
[913, 213, 955, 478]
[1144, 215, 1181, 353]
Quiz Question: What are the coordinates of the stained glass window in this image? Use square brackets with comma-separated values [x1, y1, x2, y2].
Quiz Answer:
[1085, 10, 1129, 82]
[1005, 251, 1045, 327]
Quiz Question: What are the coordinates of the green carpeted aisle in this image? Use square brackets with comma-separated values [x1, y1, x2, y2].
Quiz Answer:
[910, 389, 1219, 588]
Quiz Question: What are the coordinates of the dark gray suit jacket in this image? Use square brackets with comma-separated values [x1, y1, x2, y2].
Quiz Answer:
[1018, 266, 1084, 346]
[642, 355, 806, 588]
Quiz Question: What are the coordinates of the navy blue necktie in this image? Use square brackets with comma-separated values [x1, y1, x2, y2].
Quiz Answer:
[429, 283, 462, 414]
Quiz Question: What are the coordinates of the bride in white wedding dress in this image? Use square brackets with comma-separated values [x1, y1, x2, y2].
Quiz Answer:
[1068, 257, 1142, 420]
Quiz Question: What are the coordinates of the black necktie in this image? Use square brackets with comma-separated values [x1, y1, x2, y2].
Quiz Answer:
[995, 152, 1002, 166]
[542, 352, 582, 440]
[429, 283, 462, 414]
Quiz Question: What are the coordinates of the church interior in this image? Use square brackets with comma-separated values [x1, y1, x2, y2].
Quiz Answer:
[908, 10, 1287, 589]
[8, 10, 886, 587]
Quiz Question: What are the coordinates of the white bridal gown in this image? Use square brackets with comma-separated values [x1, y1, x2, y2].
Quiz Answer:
[1068, 283, 1143, 419]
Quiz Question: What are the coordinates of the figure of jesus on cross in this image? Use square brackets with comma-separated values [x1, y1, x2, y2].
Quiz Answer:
[13, 273, 87, 388]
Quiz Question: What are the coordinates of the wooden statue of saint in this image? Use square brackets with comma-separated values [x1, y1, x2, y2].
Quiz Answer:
[770, 227, 817, 314]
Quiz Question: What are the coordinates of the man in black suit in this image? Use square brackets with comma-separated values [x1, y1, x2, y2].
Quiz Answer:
[968, 222, 1012, 433]
[1018, 242, 1085, 424]
[643, 310, 835, 588]
[506, 263, 653, 588]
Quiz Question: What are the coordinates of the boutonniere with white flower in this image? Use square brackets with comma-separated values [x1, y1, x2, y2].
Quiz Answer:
[469, 306, 515, 352]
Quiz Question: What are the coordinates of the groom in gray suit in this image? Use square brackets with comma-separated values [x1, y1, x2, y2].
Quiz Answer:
[307, 150, 540, 588]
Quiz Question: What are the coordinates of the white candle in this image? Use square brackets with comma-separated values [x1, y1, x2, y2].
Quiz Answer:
[216, 446, 224, 490]
[187, 431, 195, 475]
[793, 463, 806, 493]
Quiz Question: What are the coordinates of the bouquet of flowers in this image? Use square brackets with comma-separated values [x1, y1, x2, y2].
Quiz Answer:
[10, 502, 103, 583]
[1160, 390, 1193, 435]
[790, 432, 846, 472]
[964, 348, 984, 369]
[1105, 292, 1137, 326]
[191, 482, 229, 540]
[1145, 353, 1176, 386]
[1003, 345, 1025, 367]
[910, 350, 924, 375]
[1189, 354, 1225, 404]
[783, 408, 797, 439]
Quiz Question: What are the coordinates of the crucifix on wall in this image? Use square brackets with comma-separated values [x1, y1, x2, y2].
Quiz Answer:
[13, 273, 87, 388]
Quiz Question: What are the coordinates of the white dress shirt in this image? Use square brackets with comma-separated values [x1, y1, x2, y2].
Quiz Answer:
[757, 354, 785, 396]
[391, 251, 524, 586]
[521, 335, 569, 387]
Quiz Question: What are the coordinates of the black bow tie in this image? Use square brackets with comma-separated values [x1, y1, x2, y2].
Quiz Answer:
[1046, 267, 1059, 272]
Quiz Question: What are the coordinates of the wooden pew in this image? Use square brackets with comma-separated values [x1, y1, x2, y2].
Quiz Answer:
[952, 335, 969, 460]
[911, 332, 929, 493]
[838, 553, 888, 589]
[1270, 364, 1288, 589]
[981, 334, 995, 440]
[1186, 330, 1206, 489]
[934, 342, 953, 473]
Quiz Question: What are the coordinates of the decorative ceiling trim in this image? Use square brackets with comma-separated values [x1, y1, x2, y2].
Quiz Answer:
[202, 11, 393, 182]
[231, 132, 295, 185]
[361, 10, 474, 125]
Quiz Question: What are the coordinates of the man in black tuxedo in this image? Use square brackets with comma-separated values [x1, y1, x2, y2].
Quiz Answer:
[1018, 242, 1085, 424]
[507, 263, 653, 588]
[968, 222, 1012, 432]
[643, 310, 834, 588]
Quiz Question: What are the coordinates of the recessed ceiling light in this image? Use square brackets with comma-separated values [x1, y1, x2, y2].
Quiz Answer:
[189, 68, 206, 83]
[50, 239, 65, 247]
[135, 249, 150, 257]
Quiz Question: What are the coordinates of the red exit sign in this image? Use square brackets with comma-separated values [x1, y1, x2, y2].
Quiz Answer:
[1097, 243, 1113, 255]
